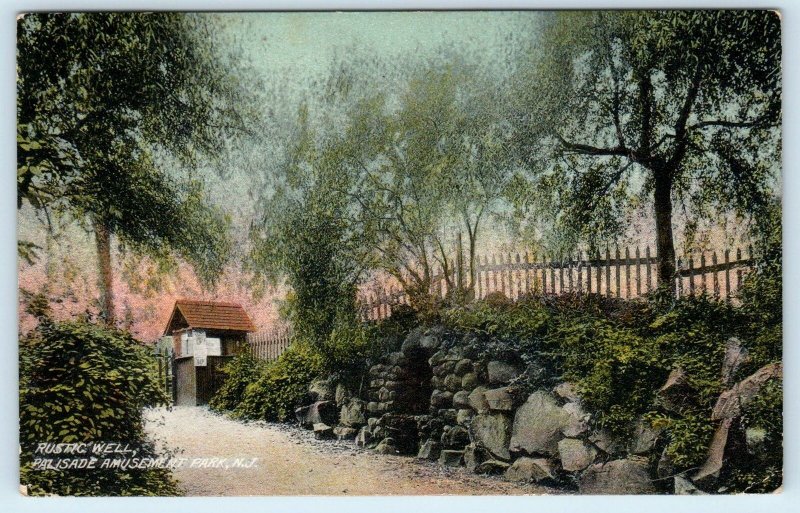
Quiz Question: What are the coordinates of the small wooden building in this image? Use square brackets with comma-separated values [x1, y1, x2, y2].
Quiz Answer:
[163, 299, 256, 406]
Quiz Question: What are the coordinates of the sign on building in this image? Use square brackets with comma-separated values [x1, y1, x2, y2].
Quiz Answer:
[206, 337, 221, 356]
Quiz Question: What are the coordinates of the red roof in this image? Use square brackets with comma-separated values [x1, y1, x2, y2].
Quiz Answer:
[163, 299, 256, 335]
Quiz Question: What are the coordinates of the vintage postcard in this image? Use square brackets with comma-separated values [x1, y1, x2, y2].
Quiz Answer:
[17, 10, 782, 497]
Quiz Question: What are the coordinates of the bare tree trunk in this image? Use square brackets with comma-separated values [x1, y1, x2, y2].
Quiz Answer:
[653, 171, 676, 289]
[94, 220, 116, 326]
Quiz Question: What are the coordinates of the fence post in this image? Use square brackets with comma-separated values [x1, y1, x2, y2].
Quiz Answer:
[724, 249, 731, 302]
[635, 247, 642, 297]
[645, 246, 652, 294]
[625, 247, 631, 298]
[712, 251, 720, 298]
[700, 251, 708, 294]
[689, 252, 696, 296]
[595, 250, 601, 296]
[605, 247, 612, 297]
[585, 251, 592, 294]
[615, 247, 621, 298]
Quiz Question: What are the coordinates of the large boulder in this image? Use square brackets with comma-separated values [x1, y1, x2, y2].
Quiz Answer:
[463, 443, 491, 473]
[417, 439, 442, 460]
[484, 387, 514, 411]
[487, 360, 523, 385]
[439, 449, 464, 467]
[333, 426, 358, 440]
[558, 438, 598, 472]
[657, 367, 692, 412]
[509, 391, 570, 456]
[475, 460, 510, 475]
[456, 409, 474, 426]
[461, 372, 479, 390]
[505, 457, 556, 483]
[430, 389, 454, 409]
[296, 401, 338, 429]
[340, 398, 367, 428]
[578, 457, 656, 494]
[628, 418, 663, 455]
[443, 374, 462, 392]
[467, 386, 490, 414]
[313, 423, 334, 439]
[453, 390, 471, 409]
[374, 437, 398, 455]
[470, 413, 512, 461]
[308, 378, 335, 402]
[721, 337, 748, 387]
[561, 402, 590, 437]
[419, 326, 446, 351]
[553, 382, 581, 403]
[355, 426, 373, 448]
[454, 359, 473, 376]
[335, 383, 351, 407]
[441, 425, 470, 449]
[588, 429, 625, 456]
[400, 327, 425, 353]
[712, 362, 782, 421]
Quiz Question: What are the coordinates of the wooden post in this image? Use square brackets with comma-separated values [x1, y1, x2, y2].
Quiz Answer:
[724, 249, 731, 303]
[585, 251, 592, 294]
[576, 252, 583, 294]
[736, 247, 743, 291]
[524, 252, 531, 296]
[595, 250, 601, 296]
[635, 247, 642, 297]
[700, 252, 708, 294]
[645, 246, 652, 294]
[605, 246, 612, 297]
[615, 247, 621, 298]
[712, 251, 720, 298]
[625, 247, 631, 298]
[540, 253, 547, 294]
[567, 253, 573, 293]
[689, 252, 696, 296]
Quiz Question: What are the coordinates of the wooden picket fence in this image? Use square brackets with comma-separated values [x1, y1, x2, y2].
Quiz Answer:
[360, 245, 754, 321]
[247, 326, 293, 361]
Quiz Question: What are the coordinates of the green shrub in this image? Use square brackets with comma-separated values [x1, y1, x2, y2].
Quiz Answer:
[549, 316, 665, 433]
[19, 317, 179, 496]
[233, 341, 324, 422]
[209, 352, 264, 412]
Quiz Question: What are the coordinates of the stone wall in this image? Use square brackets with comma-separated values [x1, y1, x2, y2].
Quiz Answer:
[294, 327, 777, 495]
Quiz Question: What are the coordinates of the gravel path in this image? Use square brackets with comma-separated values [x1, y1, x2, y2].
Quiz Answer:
[144, 406, 560, 496]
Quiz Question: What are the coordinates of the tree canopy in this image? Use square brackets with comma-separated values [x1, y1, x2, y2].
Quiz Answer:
[17, 13, 256, 322]
[512, 10, 781, 285]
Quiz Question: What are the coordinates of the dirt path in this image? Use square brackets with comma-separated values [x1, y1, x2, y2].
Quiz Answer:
[144, 406, 560, 496]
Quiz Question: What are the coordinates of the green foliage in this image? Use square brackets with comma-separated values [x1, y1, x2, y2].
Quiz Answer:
[208, 352, 265, 413]
[19, 317, 179, 496]
[17, 13, 254, 293]
[728, 379, 783, 493]
[512, 10, 781, 275]
[442, 298, 549, 344]
[549, 316, 664, 432]
[233, 341, 324, 422]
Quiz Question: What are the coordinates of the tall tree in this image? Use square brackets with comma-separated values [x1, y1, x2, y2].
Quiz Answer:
[17, 13, 253, 324]
[513, 10, 781, 287]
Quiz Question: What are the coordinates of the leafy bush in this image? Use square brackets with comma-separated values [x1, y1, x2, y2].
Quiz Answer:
[209, 352, 264, 412]
[19, 317, 179, 496]
[233, 341, 324, 422]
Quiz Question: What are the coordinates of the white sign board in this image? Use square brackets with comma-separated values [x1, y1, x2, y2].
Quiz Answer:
[206, 337, 221, 356]
[194, 344, 208, 367]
